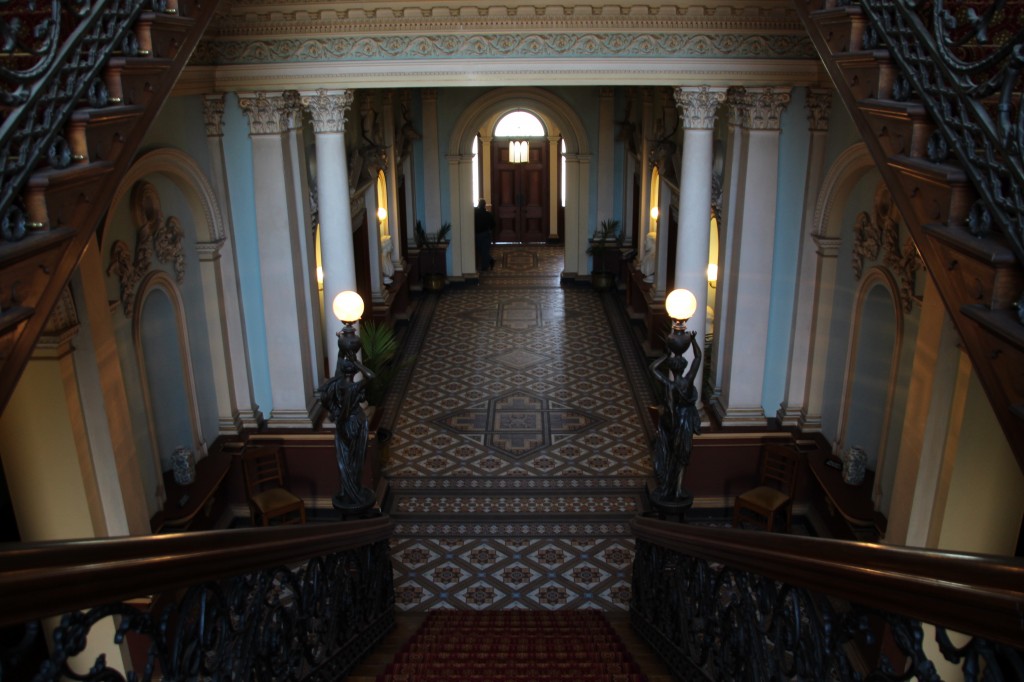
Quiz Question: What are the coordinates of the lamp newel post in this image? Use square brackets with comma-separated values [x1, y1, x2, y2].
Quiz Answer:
[649, 288, 702, 518]
[320, 291, 376, 515]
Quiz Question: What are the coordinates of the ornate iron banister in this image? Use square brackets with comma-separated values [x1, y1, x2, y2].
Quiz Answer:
[0, 517, 395, 680]
[857, 0, 1024, 266]
[0, 0, 148, 239]
[631, 517, 1024, 680]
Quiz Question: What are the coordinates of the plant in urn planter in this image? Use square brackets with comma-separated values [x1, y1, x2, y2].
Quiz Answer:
[587, 219, 623, 291]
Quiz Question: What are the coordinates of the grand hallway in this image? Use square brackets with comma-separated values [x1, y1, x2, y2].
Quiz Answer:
[380, 245, 658, 611]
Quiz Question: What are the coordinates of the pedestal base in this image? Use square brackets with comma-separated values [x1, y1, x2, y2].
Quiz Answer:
[333, 487, 375, 516]
[647, 480, 693, 521]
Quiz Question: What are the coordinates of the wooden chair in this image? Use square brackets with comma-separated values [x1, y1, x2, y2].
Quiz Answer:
[732, 444, 801, 532]
[241, 446, 306, 526]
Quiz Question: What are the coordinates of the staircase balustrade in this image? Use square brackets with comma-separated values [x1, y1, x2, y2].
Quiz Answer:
[856, 0, 1024, 278]
[1, 0, 150, 238]
[0, 517, 395, 680]
[630, 517, 1024, 681]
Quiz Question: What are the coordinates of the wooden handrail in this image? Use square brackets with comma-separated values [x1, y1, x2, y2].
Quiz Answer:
[0, 516, 393, 628]
[631, 517, 1024, 649]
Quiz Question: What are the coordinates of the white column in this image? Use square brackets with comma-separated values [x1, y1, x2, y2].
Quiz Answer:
[778, 89, 833, 426]
[635, 89, 655, 272]
[281, 91, 321, 390]
[300, 89, 355, 347]
[571, 153, 592, 281]
[597, 87, 615, 224]
[709, 90, 746, 402]
[421, 89, 442, 236]
[548, 135, 560, 241]
[382, 92, 404, 271]
[673, 86, 727, 406]
[200, 94, 262, 431]
[714, 87, 791, 427]
[480, 131, 493, 205]
[563, 153, 582, 278]
[450, 153, 476, 278]
[238, 92, 317, 427]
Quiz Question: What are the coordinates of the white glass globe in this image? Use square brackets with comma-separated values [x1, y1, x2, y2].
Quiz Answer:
[332, 290, 364, 323]
[665, 288, 697, 322]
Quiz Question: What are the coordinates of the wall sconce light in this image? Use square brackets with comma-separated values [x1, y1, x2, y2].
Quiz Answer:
[316, 266, 324, 288]
[376, 206, 388, 223]
[509, 140, 530, 163]
[650, 206, 660, 222]
[707, 263, 718, 289]
[320, 290, 374, 514]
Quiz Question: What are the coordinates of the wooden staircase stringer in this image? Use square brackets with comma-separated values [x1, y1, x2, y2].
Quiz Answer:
[794, 0, 1024, 473]
[0, 0, 222, 415]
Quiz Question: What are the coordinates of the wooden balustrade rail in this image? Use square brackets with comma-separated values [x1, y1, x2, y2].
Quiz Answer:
[631, 516, 1024, 649]
[0, 516, 393, 628]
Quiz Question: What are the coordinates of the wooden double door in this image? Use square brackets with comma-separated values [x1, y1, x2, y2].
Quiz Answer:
[491, 140, 549, 243]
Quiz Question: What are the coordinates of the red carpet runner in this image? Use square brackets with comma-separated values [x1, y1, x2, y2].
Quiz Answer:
[377, 610, 647, 681]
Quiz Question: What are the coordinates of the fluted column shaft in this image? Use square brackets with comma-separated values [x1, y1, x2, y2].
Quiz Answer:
[238, 92, 317, 426]
[674, 86, 726, 406]
[301, 89, 355, 347]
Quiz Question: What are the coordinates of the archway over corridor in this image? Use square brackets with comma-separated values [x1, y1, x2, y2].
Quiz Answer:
[447, 88, 591, 279]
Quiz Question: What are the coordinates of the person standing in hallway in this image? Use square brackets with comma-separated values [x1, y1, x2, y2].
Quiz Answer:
[475, 198, 496, 273]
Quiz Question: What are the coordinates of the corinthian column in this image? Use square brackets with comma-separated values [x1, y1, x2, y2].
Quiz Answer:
[301, 89, 355, 346]
[673, 86, 726, 406]
[712, 87, 791, 427]
[238, 92, 318, 427]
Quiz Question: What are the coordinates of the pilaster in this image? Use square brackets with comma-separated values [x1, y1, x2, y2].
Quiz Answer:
[201, 93, 262, 431]
[713, 87, 791, 427]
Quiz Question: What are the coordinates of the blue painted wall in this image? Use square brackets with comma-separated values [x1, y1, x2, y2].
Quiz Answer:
[762, 87, 811, 417]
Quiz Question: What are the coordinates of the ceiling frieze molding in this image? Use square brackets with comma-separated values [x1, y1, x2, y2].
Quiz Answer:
[192, 33, 815, 66]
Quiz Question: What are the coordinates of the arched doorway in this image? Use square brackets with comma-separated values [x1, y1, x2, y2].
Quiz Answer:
[491, 110, 549, 243]
[448, 87, 590, 279]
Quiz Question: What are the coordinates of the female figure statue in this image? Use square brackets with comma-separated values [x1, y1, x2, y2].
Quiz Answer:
[320, 346, 376, 510]
[649, 330, 702, 502]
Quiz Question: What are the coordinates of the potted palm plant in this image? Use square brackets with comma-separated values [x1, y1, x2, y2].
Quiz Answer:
[415, 220, 451, 291]
[587, 219, 623, 291]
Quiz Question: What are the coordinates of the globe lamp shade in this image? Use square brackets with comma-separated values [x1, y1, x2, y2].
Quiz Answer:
[665, 288, 697, 322]
[332, 290, 364, 323]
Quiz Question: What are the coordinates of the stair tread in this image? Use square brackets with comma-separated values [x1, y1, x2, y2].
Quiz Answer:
[925, 223, 1020, 265]
[961, 305, 1024, 348]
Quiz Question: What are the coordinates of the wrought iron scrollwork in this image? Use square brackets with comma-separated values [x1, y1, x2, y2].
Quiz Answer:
[0, 0, 148, 237]
[1, 539, 395, 681]
[859, 0, 1024, 272]
[630, 538, 1024, 680]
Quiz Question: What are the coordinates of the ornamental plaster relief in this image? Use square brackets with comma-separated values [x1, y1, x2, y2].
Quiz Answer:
[193, 33, 814, 65]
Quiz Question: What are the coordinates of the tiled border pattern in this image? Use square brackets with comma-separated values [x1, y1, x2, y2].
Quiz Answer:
[391, 536, 635, 612]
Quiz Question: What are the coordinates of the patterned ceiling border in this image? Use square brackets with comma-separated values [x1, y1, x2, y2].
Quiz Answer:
[192, 32, 815, 65]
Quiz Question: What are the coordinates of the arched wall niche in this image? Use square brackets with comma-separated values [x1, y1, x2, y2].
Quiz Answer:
[132, 271, 205, 504]
[837, 267, 904, 503]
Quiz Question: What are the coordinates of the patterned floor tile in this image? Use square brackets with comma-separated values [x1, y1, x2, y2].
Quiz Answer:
[385, 245, 653, 611]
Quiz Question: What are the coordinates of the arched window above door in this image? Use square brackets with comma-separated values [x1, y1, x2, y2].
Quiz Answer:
[494, 111, 545, 138]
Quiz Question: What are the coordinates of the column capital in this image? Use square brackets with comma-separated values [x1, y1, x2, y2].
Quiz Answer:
[301, 89, 354, 134]
[238, 92, 293, 135]
[725, 87, 747, 127]
[195, 239, 226, 261]
[741, 87, 792, 131]
[673, 86, 727, 130]
[202, 93, 225, 137]
[813, 234, 842, 257]
[805, 88, 833, 132]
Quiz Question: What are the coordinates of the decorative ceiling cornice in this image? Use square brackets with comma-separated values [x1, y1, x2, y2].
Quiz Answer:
[193, 32, 815, 65]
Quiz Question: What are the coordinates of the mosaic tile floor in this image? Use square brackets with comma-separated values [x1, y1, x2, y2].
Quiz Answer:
[384, 245, 656, 612]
